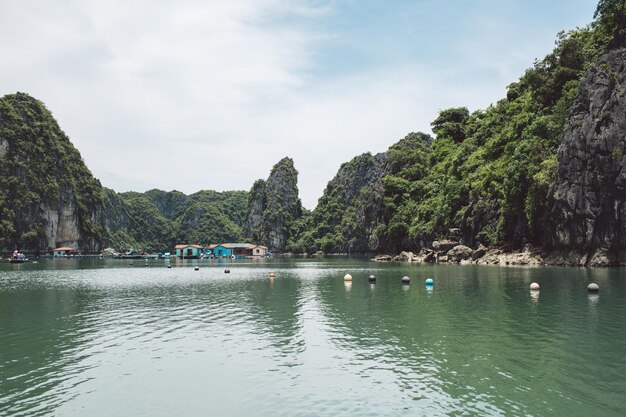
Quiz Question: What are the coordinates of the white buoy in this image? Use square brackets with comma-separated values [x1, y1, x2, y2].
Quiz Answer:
[530, 282, 540, 290]
[587, 283, 600, 293]
[344, 274, 353, 281]
[402, 276, 410, 284]
[194, 266, 199, 271]
[368, 275, 376, 283]
[167, 265, 172, 269]
[224, 269, 230, 273]
[269, 272, 276, 278]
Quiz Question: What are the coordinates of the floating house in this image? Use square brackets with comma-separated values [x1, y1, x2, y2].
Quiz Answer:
[230, 243, 257, 258]
[175, 244, 204, 259]
[211, 244, 235, 258]
[211, 243, 269, 258]
[53, 247, 75, 257]
[252, 245, 269, 257]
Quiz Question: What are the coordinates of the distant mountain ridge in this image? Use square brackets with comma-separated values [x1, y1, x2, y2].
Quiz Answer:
[0, 93, 250, 253]
[102, 188, 249, 252]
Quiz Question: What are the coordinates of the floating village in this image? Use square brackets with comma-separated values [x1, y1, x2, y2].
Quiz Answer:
[5, 243, 270, 263]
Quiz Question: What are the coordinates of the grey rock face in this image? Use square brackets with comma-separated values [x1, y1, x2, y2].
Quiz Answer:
[314, 152, 389, 253]
[548, 49, 626, 253]
[0, 135, 8, 159]
[265, 158, 303, 251]
[397, 251, 415, 261]
[447, 245, 473, 262]
[244, 179, 267, 244]
[41, 188, 80, 249]
[101, 188, 133, 235]
[0, 93, 106, 253]
[244, 158, 303, 252]
[471, 244, 487, 260]
[432, 239, 458, 252]
[144, 189, 189, 220]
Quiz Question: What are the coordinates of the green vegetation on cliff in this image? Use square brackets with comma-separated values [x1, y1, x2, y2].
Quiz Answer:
[288, 2, 623, 254]
[0, 93, 105, 252]
[287, 149, 389, 254]
[286, 132, 433, 254]
[104, 189, 248, 252]
[244, 158, 303, 252]
[380, 133, 433, 252]
[175, 190, 248, 246]
[402, 25, 602, 248]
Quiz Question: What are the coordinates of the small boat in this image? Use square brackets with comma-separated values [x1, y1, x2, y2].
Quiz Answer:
[9, 258, 29, 263]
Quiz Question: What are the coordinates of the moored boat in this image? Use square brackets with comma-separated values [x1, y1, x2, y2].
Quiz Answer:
[9, 258, 29, 263]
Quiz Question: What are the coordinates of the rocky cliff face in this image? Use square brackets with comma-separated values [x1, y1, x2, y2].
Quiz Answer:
[245, 180, 267, 244]
[308, 152, 389, 253]
[0, 93, 105, 252]
[244, 158, 303, 252]
[40, 189, 80, 249]
[143, 189, 189, 220]
[287, 132, 435, 254]
[101, 188, 133, 235]
[265, 158, 303, 251]
[548, 49, 626, 262]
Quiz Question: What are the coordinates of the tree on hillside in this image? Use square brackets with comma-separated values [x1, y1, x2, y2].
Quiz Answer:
[594, 0, 626, 48]
[430, 107, 469, 143]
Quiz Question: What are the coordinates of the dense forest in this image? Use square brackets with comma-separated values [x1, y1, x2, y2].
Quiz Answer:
[103, 188, 249, 252]
[1, 0, 625, 262]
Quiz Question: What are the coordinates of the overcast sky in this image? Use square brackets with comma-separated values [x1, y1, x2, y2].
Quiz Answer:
[1, 0, 598, 209]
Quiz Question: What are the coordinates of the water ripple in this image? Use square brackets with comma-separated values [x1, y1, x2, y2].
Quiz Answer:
[1, 261, 626, 416]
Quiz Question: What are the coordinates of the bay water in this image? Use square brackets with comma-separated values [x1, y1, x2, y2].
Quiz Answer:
[1, 258, 625, 416]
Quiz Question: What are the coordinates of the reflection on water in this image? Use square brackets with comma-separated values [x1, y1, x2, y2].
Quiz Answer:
[530, 289, 540, 302]
[1, 259, 626, 417]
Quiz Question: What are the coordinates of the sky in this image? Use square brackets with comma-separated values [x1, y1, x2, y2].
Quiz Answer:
[0, 0, 599, 209]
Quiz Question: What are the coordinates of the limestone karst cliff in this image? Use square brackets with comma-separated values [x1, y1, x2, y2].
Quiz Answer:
[288, 151, 389, 254]
[0, 93, 105, 252]
[244, 158, 303, 252]
[286, 132, 432, 254]
[548, 48, 626, 264]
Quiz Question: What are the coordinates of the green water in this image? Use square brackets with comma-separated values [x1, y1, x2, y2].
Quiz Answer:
[1, 258, 625, 416]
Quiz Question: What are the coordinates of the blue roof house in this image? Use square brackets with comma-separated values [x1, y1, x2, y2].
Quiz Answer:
[211, 244, 233, 258]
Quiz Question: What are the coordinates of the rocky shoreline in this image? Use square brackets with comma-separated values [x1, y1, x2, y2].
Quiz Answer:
[372, 239, 624, 267]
